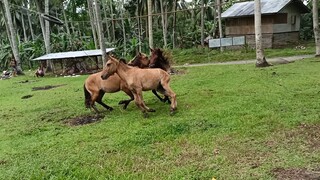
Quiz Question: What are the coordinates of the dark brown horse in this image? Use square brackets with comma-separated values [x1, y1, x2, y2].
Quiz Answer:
[128, 52, 149, 68]
[149, 48, 171, 73]
[101, 55, 177, 117]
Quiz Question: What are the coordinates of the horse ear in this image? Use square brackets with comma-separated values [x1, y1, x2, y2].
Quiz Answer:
[150, 47, 154, 52]
[138, 52, 142, 56]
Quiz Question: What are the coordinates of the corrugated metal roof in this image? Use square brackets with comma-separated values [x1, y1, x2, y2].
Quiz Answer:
[221, 0, 310, 18]
[33, 48, 115, 61]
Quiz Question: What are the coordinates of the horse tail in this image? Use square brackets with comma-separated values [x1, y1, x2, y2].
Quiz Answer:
[84, 84, 91, 108]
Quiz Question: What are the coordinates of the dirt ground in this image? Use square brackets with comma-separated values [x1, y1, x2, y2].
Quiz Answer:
[32, 84, 66, 91]
[64, 114, 105, 126]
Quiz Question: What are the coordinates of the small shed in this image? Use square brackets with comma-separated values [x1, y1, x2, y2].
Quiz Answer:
[33, 48, 115, 75]
[221, 0, 310, 48]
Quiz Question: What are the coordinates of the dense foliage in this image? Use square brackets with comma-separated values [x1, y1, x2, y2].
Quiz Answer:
[0, 0, 316, 71]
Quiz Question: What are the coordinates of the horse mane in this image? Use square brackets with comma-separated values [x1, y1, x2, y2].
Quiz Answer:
[128, 55, 139, 66]
[153, 48, 171, 67]
[119, 58, 127, 64]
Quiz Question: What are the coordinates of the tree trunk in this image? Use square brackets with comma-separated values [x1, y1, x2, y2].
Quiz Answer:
[93, 0, 106, 66]
[121, 0, 127, 56]
[0, 3, 13, 47]
[102, 0, 111, 43]
[87, 0, 99, 49]
[44, 0, 54, 71]
[313, 0, 320, 56]
[160, 0, 167, 48]
[172, 0, 177, 48]
[21, 12, 28, 42]
[217, 0, 224, 52]
[62, 9, 70, 36]
[35, 0, 46, 45]
[2, 0, 23, 74]
[147, 0, 153, 49]
[136, 2, 141, 52]
[26, 0, 35, 41]
[109, 0, 116, 42]
[254, 0, 270, 67]
[200, 0, 204, 47]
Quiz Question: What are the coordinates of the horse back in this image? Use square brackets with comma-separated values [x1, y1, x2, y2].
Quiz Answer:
[128, 68, 170, 91]
[85, 72, 122, 93]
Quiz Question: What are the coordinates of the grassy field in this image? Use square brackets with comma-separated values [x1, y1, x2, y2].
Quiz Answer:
[1, 56, 320, 179]
[172, 43, 314, 65]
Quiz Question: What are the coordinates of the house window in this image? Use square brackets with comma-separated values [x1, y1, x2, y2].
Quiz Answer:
[274, 13, 288, 24]
[291, 15, 296, 25]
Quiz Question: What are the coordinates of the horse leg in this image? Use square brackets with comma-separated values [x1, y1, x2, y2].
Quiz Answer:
[154, 85, 171, 104]
[89, 93, 102, 113]
[133, 89, 155, 117]
[152, 89, 170, 104]
[84, 85, 100, 113]
[119, 87, 134, 109]
[95, 90, 113, 111]
[160, 79, 177, 114]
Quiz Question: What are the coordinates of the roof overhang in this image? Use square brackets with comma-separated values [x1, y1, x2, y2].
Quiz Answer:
[33, 48, 115, 61]
[221, 0, 310, 19]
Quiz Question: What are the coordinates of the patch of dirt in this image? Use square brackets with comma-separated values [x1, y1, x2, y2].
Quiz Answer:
[64, 114, 104, 126]
[21, 95, 33, 99]
[19, 80, 30, 83]
[271, 167, 320, 180]
[286, 123, 320, 150]
[32, 84, 65, 91]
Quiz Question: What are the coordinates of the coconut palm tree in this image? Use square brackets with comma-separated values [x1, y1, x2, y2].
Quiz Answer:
[313, 0, 320, 56]
[147, 0, 153, 49]
[254, 0, 270, 67]
[93, 0, 106, 65]
[2, 0, 23, 74]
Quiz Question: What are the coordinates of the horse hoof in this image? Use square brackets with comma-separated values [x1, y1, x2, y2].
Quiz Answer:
[143, 113, 149, 118]
[118, 100, 125, 105]
[108, 107, 114, 111]
[170, 108, 176, 116]
[148, 109, 156, 112]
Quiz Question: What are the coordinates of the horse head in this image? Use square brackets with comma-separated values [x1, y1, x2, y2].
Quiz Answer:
[128, 52, 149, 68]
[149, 48, 171, 72]
[101, 55, 119, 80]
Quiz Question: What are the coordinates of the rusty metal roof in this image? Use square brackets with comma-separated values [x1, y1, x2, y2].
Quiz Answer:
[33, 48, 115, 61]
[221, 0, 310, 19]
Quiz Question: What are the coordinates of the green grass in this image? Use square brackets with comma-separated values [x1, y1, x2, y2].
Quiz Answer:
[0, 57, 320, 179]
[172, 42, 315, 65]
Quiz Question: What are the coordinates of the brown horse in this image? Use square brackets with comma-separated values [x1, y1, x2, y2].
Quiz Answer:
[128, 52, 150, 68]
[84, 56, 147, 113]
[101, 55, 177, 117]
[129, 48, 171, 103]
[149, 48, 171, 73]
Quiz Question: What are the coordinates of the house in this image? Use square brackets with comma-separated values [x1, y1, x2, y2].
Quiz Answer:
[221, 0, 310, 48]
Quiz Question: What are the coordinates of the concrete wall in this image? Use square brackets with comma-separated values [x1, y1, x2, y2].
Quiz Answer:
[273, 32, 300, 48]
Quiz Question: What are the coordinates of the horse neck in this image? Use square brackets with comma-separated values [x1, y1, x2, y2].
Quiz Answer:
[116, 62, 130, 79]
